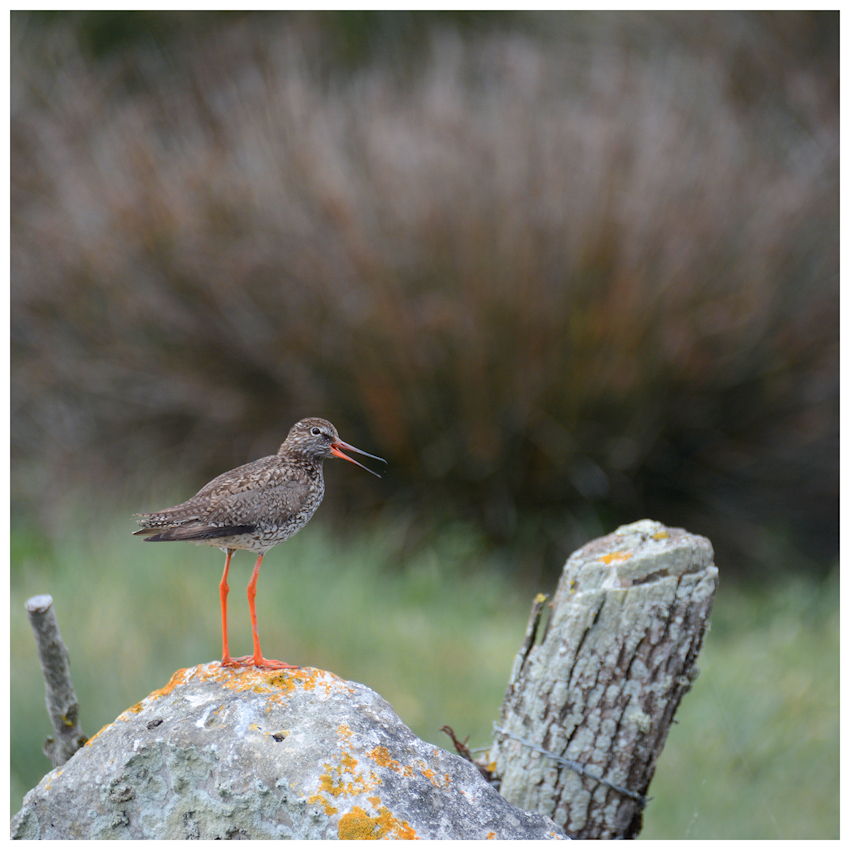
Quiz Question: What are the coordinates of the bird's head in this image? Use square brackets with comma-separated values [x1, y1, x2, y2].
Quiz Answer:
[282, 418, 385, 477]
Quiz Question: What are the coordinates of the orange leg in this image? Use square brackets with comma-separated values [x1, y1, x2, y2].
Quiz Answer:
[233, 553, 298, 670]
[219, 549, 236, 666]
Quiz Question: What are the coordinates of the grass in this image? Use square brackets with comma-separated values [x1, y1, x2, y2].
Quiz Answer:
[639, 572, 839, 839]
[10, 508, 838, 838]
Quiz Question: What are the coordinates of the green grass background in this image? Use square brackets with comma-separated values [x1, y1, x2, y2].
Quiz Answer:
[10, 509, 838, 838]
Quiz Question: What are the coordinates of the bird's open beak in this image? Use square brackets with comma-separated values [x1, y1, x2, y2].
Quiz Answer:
[330, 440, 386, 477]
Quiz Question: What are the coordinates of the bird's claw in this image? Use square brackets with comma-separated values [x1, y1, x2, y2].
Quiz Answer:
[221, 655, 300, 671]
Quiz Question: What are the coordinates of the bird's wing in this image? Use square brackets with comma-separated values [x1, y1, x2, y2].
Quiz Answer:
[201, 466, 318, 530]
[133, 504, 206, 532]
[193, 455, 281, 498]
[136, 523, 255, 543]
[134, 460, 318, 536]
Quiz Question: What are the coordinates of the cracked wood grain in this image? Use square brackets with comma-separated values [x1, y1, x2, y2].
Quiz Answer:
[489, 520, 718, 839]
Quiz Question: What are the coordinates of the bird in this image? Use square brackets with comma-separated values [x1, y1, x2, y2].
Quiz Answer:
[133, 418, 385, 670]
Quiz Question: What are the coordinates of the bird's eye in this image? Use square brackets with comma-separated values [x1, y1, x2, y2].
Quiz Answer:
[311, 427, 322, 436]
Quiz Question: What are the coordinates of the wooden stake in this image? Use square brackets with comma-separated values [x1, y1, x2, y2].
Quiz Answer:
[25, 595, 88, 767]
[489, 520, 718, 839]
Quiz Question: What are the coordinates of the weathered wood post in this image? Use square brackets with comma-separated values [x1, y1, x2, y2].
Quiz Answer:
[24, 595, 88, 768]
[489, 520, 718, 839]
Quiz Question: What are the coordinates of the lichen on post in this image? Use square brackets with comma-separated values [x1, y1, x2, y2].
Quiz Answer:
[489, 520, 718, 839]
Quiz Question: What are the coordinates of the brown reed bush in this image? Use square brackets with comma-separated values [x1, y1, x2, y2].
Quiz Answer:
[11, 13, 838, 575]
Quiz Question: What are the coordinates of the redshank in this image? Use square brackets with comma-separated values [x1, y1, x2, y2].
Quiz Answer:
[133, 418, 384, 669]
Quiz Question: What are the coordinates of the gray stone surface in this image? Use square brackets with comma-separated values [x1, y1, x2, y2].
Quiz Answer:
[12, 663, 567, 839]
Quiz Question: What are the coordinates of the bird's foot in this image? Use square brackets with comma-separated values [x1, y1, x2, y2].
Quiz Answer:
[222, 654, 300, 671]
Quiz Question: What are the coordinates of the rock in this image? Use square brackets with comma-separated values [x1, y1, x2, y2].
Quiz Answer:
[11, 663, 567, 839]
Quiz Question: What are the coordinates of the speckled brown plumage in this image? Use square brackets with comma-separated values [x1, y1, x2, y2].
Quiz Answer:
[134, 418, 384, 669]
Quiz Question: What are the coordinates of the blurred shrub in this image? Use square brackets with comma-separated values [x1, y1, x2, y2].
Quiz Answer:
[11, 12, 837, 576]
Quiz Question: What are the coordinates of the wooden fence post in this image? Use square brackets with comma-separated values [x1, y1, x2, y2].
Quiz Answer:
[25, 594, 88, 768]
[489, 520, 718, 839]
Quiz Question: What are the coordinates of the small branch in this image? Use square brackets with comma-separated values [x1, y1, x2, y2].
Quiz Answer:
[25, 595, 88, 767]
[515, 594, 548, 673]
[440, 725, 500, 787]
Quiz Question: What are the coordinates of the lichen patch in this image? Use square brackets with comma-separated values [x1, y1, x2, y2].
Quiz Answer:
[337, 804, 418, 840]
[598, 551, 632, 565]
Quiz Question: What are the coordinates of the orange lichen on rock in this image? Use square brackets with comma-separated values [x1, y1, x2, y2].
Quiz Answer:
[84, 724, 111, 746]
[149, 668, 191, 699]
[139, 665, 358, 720]
[238, 667, 320, 698]
[337, 805, 418, 840]
[598, 550, 632, 565]
[366, 747, 433, 786]
[368, 746, 400, 771]
[257, 667, 325, 697]
[307, 792, 338, 817]
[419, 767, 451, 789]
[319, 750, 380, 798]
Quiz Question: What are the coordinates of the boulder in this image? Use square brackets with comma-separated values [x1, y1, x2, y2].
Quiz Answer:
[12, 663, 567, 840]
